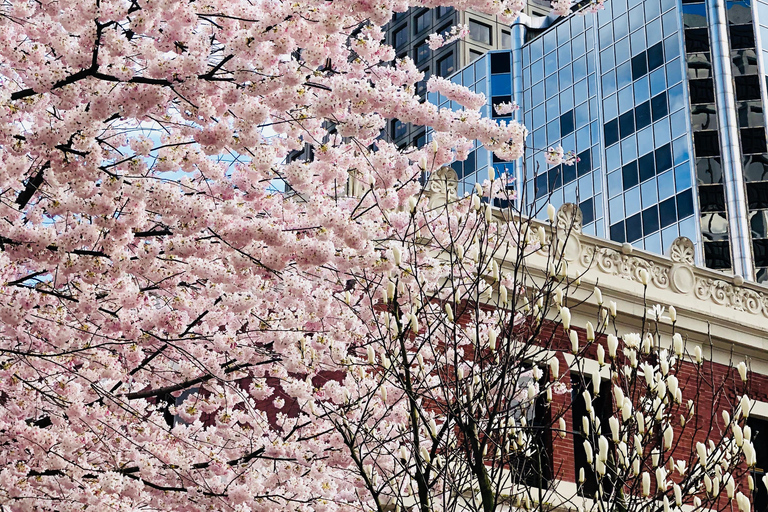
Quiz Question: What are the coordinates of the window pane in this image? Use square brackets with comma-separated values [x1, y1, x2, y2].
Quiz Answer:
[469, 20, 492, 45]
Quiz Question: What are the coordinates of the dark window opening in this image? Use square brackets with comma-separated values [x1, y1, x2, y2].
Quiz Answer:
[651, 92, 668, 121]
[698, 184, 726, 212]
[491, 52, 511, 74]
[619, 110, 635, 139]
[748, 182, 768, 209]
[577, 149, 591, 177]
[631, 53, 648, 80]
[623, 161, 639, 190]
[561, 110, 575, 136]
[704, 241, 732, 269]
[677, 189, 695, 218]
[655, 144, 673, 174]
[626, 213, 643, 242]
[735, 75, 761, 101]
[689, 78, 715, 104]
[610, 222, 626, 243]
[642, 206, 660, 235]
[604, 119, 619, 147]
[685, 28, 710, 53]
[639, 152, 655, 182]
[742, 128, 767, 154]
[730, 24, 755, 49]
[694, 131, 721, 157]
[635, 101, 652, 130]
[647, 42, 665, 71]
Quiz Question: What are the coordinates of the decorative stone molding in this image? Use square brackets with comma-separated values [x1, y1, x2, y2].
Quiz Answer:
[669, 237, 695, 265]
[555, 203, 583, 235]
[580, 245, 671, 289]
[424, 166, 458, 210]
[554, 204, 582, 262]
[668, 237, 696, 294]
[573, 233, 768, 318]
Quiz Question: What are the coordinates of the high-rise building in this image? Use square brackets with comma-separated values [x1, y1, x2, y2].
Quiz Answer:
[384, 2, 551, 148]
[434, 0, 768, 284]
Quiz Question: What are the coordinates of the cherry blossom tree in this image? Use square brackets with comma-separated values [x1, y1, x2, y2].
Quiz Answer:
[0, 0, 756, 511]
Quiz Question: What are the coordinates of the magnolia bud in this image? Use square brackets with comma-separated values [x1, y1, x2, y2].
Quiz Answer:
[547, 203, 556, 223]
[381, 386, 387, 402]
[550, 357, 559, 379]
[642, 472, 650, 496]
[489, 329, 497, 351]
[472, 194, 481, 211]
[367, 345, 376, 364]
[392, 246, 402, 266]
[554, 287, 563, 306]
[672, 333, 683, 356]
[639, 268, 649, 286]
[570, 330, 579, 354]
[609, 301, 617, 317]
[738, 361, 748, 382]
[694, 345, 702, 364]
[594, 286, 603, 305]
[597, 344, 605, 366]
[499, 285, 508, 305]
[583, 440, 593, 464]
[607, 334, 618, 358]
[609, 416, 620, 443]
[445, 303, 454, 322]
[586, 321, 595, 341]
[558, 417, 567, 438]
[669, 305, 677, 322]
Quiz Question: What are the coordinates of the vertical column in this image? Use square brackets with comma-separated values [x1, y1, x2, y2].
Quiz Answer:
[512, 19, 527, 211]
[707, 0, 755, 279]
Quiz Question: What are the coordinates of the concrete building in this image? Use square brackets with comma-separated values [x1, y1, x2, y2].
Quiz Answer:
[432, 0, 768, 284]
[384, 2, 551, 148]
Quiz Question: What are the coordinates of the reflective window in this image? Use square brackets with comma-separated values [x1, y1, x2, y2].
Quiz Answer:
[691, 103, 718, 131]
[623, 161, 640, 189]
[730, 24, 755, 49]
[469, 19, 492, 45]
[731, 49, 759, 76]
[650, 67, 667, 96]
[737, 101, 764, 128]
[643, 206, 660, 234]
[682, 3, 707, 28]
[393, 26, 408, 48]
[658, 169, 675, 200]
[635, 101, 652, 130]
[701, 212, 729, 240]
[694, 131, 721, 157]
[744, 154, 768, 181]
[687, 52, 712, 79]
[660, 196, 677, 228]
[616, 37, 631, 64]
[641, 178, 659, 207]
[697, 157, 723, 184]
[415, 41, 430, 65]
[502, 30, 511, 49]
[438, 53, 455, 76]
[651, 92, 668, 120]
[414, 10, 431, 34]
[684, 28, 709, 52]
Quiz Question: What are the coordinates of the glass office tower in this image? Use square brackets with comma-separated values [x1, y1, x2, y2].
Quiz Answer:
[432, 0, 768, 282]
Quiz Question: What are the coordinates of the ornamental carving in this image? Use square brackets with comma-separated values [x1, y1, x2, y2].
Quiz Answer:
[556, 203, 583, 235]
[580, 245, 670, 289]
[669, 237, 695, 265]
[577, 237, 768, 318]
[424, 166, 458, 210]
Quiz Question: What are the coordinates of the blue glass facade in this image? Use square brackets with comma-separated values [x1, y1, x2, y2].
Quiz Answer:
[430, 1, 701, 261]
